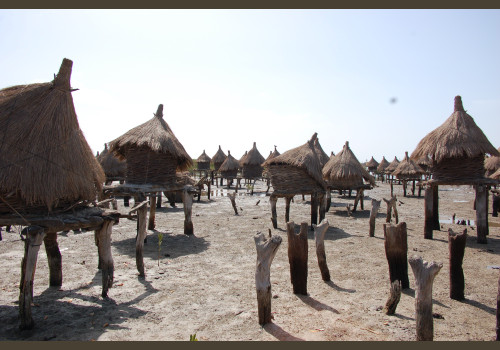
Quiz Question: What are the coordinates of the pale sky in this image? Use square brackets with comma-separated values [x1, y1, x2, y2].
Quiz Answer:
[1, 9, 499, 163]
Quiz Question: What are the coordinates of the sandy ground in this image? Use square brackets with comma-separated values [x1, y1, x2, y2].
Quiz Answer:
[0, 179, 499, 341]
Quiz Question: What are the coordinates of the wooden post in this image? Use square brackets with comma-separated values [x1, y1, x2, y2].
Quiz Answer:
[287, 221, 308, 295]
[383, 196, 398, 224]
[384, 222, 409, 289]
[123, 195, 130, 207]
[496, 269, 500, 341]
[207, 180, 211, 200]
[353, 189, 361, 212]
[148, 194, 157, 230]
[228, 192, 238, 215]
[310, 193, 318, 229]
[183, 188, 194, 235]
[412, 180, 416, 196]
[432, 185, 440, 230]
[326, 189, 332, 212]
[492, 192, 499, 217]
[403, 180, 407, 197]
[135, 202, 148, 277]
[43, 231, 62, 287]
[96, 219, 114, 298]
[19, 226, 45, 330]
[475, 185, 488, 244]
[409, 256, 443, 341]
[156, 192, 162, 208]
[369, 199, 381, 237]
[424, 185, 434, 239]
[448, 228, 467, 301]
[285, 196, 292, 223]
[254, 231, 282, 325]
[383, 280, 402, 315]
[360, 188, 364, 210]
[319, 193, 326, 222]
[270, 195, 278, 229]
[313, 219, 330, 282]
[418, 184, 422, 198]
[390, 180, 394, 197]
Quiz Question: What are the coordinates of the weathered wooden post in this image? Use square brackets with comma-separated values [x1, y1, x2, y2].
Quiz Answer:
[424, 184, 434, 239]
[319, 193, 326, 222]
[492, 192, 499, 217]
[287, 221, 308, 295]
[96, 219, 114, 298]
[384, 222, 409, 289]
[156, 192, 162, 208]
[310, 192, 319, 229]
[129, 199, 148, 277]
[432, 185, 440, 230]
[353, 189, 362, 212]
[313, 219, 330, 282]
[228, 192, 238, 215]
[383, 280, 402, 315]
[285, 195, 293, 223]
[123, 195, 130, 207]
[402, 180, 407, 197]
[270, 194, 278, 229]
[384, 196, 398, 224]
[369, 199, 381, 237]
[148, 193, 157, 230]
[448, 228, 467, 300]
[409, 256, 443, 341]
[254, 231, 282, 325]
[183, 187, 194, 235]
[19, 225, 45, 330]
[475, 185, 488, 244]
[43, 231, 62, 287]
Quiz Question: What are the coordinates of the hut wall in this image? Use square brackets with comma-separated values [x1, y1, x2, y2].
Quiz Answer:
[328, 177, 364, 190]
[197, 161, 211, 170]
[0, 194, 86, 215]
[432, 155, 485, 182]
[213, 162, 224, 172]
[268, 165, 322, 194]
[125, 147, 177, 186]
[220, 169, 238, 178]
[242, 165, 263, 179]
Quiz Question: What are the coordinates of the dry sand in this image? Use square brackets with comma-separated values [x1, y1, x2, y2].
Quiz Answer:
[0, 180, 499, 341]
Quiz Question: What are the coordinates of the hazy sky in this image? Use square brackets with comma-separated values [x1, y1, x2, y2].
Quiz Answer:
[1, 9, 499, 163]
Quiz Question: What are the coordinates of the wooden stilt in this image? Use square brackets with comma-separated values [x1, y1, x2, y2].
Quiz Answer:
[390, 180, 394, 197]
[148, 194, 157, 230]
[409, 256, 443, 341]
[183, 188, 194, 235]
[492, 192, 499, 217]
[319, 193, 326, 222]
[96, 219, 114, 298]
[369, 199, 381, 237]
[285, 196, 292, 223]
[228, 192, 238, 215]
[448, 228, 467, 301]
[19, 226, 45, 330]
[424, 185, 434, 239]
[326, 189, 332, 212]
[432, 185, 440, 230]
[270, 195, 278, 229]
[254, 231, 282, 325]
[310, 193, 318, 229]
[43, 232, 62, 287]
[156, 192, 162, 208]
[353, 190, 361, 212]
[383, 280, 402, 315]
[475, 185, 488, 244]
[287, 221, 308, 295]
[123, 196, 130, 207]
[384, 222, 409, 289]
[496, 269, 500, 341]
[383, 196, 398, 224]
[403, 180, 407, 197]
[136, 202, 148, 277]
[360, 188, 364, 210]
[313, 219, 330, 282]
[207, 180, 211, 200]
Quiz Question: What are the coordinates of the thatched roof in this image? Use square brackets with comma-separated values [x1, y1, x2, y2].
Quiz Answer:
[241, 142, 265, 166]
[266, 146, 281, 162]
[490, 167, 500, 180]
[197, 150, 211, 163]
[211, 145, 226, 164]
[385, 156, 400, 173]
[109, 104, 192, 171]
[263, 133, 326, 188]
[377, 156, 390, 173]
[365, 157, 379, 169]
[411, 96, 500, 163]
[393, 152, 425, 178]
[484, 147, 500, 174]
[219, 151, 240, 172]
[97, 143, 126, 178]
[322, 141, 375, 187]
[239, 151, 248, 166]
[314, 138, 330, 167]
[0, 58, 105, 210]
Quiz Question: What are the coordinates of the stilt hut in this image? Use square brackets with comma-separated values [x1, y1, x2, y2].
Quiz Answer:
[218, 151, 240, 188]
[0, 58, 119, 329]
[212, 145, 226, 171]
[264, 146, 280, 193]
[314, 137, 330, 168]
[484, 147, 500, 177]
[385, 156, 400, 189]
[196, 150, 211, 171]
[365, 157, 379, 175]
[241, 142, 266, 180]
[97, 143, 127, 184]
[392, 152, 425, 197]
[376, 156, 390, 182]
[410, 95, 500, 243]
[263, 133, 328, 229]
[322, 141, 375, 211]
[239, 151, 248, 170]
[266, 145, 281, 162]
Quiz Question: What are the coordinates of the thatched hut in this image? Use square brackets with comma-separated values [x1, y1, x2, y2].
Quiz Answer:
[365, 157, 379, 174]
[241, 142, 266, 179]
[263, 133, 328, 228]
[410, 95, 500, 243]
[196, 150, 211, 171]
[97, 143, 126, 184]
[211, 145, 226, 171]
[484, 147, 500, 177]
[376, 156, 390, 181]
[239, 151, 248, 168]
[392, 151, 425, 197]
[219, 150, 240, 181]
[266, 145, 281, 162]
[314, 137, 330, 168]
[109, 104, 192, 187]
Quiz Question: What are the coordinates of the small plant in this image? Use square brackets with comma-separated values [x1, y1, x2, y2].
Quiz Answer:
[157, 232, 163, 267]
[189, 334, 198, 341]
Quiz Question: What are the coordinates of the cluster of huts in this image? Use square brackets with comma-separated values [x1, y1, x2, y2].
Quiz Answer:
[1, 58, 499, 338]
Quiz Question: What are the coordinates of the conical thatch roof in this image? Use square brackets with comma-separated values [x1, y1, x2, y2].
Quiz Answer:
[197, 150, 211, 163]
[239, 151, 248, 166]
[411, 96, 500, 163]
[314, 138, 329, 168]
[322, 141, 375, 188]
[484, 147, 500, 175]
[266, 146, 281, 162]
[263, 133, 326, 188]
[365, 156, 379, 169]
[97, 143, 126, 178]
[393, 152, 425, 178]
[242, 142, 265, 166]
[377, 157, 390, 173]
[385, 156, 400, 174]
[219, 151, 240, 172]
[211, 145, 226, 164]
[109, 104, 192, 171]
[0, 58, 105, 211]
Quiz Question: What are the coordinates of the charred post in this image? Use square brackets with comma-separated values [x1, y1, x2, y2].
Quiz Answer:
[384, 222, 409, 289]
[287, 221, 308, 295]
[448, 228, 467, 300]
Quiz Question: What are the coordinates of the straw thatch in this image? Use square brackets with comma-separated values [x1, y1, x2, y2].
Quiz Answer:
[97, 143, 126, 179]
[314, 138, 329, 168]
[489, 167, 500, 180]
[109, 104, 192, 186]
[239, 151, 248, 167]
[411, 96, 499, 167]
[263, 133, 327, 193]
[196, 150, 211, 170]
[241, 142, 266, 178]
[385, 157, 400, 174]
[211, 145, 226, 171]
[376, 156, 390, 174]
[365, 157, 379, 171]
[484, 147, 500, 176]
[322, 141, 375, 190]
[392, 152, 425, 180]
[219, 150, 240, 178]
[266, 146, 281, 162]
[0, 58, 105, 214]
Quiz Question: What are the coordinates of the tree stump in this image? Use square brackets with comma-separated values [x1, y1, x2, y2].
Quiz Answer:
[96, 219, 114, 298]
[270, 195, 278, 229]
[136, 203, 148, 277]
[148, 194, 157, 230]
[383, 280, 402, 315]
[369, 199, 381, 237]
[448, 228, 467, 300]
[228, 192, 238, 215]
[183, 188, 194, 235]
[43, 231, 62, 287]
[384, 196, 398, 224]
[254, 231, 282, 325]
[409, 255, 443, 341]
[19, 226, 45, 330]
[475, 185, 488, 244]
[384, 222, 409, 289]
[313, 219, 330, 282]
[287, 221, 308, 295]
